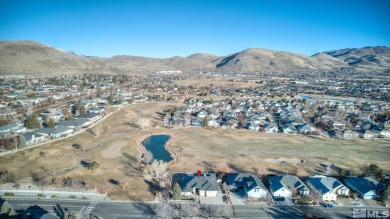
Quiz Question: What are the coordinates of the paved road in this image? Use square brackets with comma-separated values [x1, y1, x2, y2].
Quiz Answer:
[5, 198, 90, 218]
[3, 198, 390, 219]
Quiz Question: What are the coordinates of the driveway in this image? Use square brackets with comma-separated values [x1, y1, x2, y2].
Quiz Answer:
[230, 190, 246, 205]
[199, 195, 225, 205]
[273, 197, 294, 206]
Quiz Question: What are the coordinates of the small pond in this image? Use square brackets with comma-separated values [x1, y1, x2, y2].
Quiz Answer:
[141, 134, 173, 162]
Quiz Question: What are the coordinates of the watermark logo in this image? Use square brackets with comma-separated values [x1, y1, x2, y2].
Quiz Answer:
[353, 209, 389, 218]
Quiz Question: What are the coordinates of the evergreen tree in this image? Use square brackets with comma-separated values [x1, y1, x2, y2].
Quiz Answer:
[380, 184, 390, 207]
[172, 182, 182, 200]
[46, 118, 56, 128]
[25, 114, 41, 129]
[8, 207, 17, 217]
[1, 201, 10, 216]
[18, 134, 27, 149]
[108, 95, 114, 105]
[80, 105, 86, 115]
[202, 117, 208, 128]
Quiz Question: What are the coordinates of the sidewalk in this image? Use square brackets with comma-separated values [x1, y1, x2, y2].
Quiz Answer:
[0, 189, 107, 201]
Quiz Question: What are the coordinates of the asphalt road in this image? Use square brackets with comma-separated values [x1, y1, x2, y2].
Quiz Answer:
[3, 198, 390, 219]
[5, 198, 90, 218]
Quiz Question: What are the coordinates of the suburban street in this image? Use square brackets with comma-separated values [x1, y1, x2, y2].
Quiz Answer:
[3, 197, 390, 218]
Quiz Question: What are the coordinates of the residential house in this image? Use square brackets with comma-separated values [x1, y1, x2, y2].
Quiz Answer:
[268, 175, 310, 198]
[297, 124, 315, 134]
[179, 173, 220, 197]
[76, 112, 101, 122]
[88, 106, 105, 114]
[197, 110, 208, 118]
[57, 118, 92, 130]
[35, 126, 73, 139]
[344, 177, 385, 199]
[191, 119, 202, 127]
[333, 121, 346, 130]
[264, 125, 278, 133]
[283, 125, 298, 134]
[248, 123, 261, 131]
[306, 176, 350, 201]
[226, 173, 269, 199]
[343, 130, 360, 139]
[0, 109, 17, 119]
[360, 130, 379, 139]
[0, 124, 26, 135]
[380, 129, 390, 138]
[292, 118, 305, 126]
[207, 119, 220, 128]
[23, 132, 45, 145]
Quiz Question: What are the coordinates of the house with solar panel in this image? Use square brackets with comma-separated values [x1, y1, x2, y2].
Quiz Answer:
[306, 176, 350, 201]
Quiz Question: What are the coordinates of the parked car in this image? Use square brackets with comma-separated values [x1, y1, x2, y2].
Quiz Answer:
[321, 202, 334, 208]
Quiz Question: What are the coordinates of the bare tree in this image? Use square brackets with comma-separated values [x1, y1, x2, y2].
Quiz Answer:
[143, 160, 168, 188]
[163, 113, 171, 126]
[296, 167, 309, 178]
[143, 150, 154, 165]
[184, 113, 191, 126]
[137, 117, 151, 130]
[90, 123, 102, 137]
[154, 199, 179, 219]
[39, 151, 47, 159]
[213, 205, 233, 218]
[118, 180, 127, 190]
[311, 189, 323, 202]
[252, 164, 268, 177]
[88, 161, 100, 172]
[0, 170, 16, 183]
[71, 178, 83, 190]
[185, 201, 201, 218]
[26, 108, 34, 117]
[30, 171, 48, 188]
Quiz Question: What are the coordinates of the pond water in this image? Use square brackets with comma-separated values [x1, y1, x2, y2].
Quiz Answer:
[141, 134, 173, 162]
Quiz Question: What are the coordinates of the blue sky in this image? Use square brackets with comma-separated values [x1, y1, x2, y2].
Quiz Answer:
[1, 0, 389, 58]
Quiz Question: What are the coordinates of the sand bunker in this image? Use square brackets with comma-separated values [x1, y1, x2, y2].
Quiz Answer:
[101, 141, 128, 159]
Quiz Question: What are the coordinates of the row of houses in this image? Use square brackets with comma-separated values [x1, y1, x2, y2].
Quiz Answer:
[174, 172, 385, 202]
[22, 112, 102, 145]
[169, 98, 317, 134]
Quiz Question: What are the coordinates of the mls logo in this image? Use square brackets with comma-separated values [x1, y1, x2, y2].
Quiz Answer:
[353, 209, 366, 218]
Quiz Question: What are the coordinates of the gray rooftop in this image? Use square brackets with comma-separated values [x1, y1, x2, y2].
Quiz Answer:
[268, 175, 309, 193]
[344, 177, 384, 195]
[306, 176, 343, 194]
[23, 132, 44, 141]
[57, 118, 90, 127]
[180, 173, 219, 193]
[35, 126, 73, 135]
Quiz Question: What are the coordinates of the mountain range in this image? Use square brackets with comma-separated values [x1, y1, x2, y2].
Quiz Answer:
[0, 40, 389, 77]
